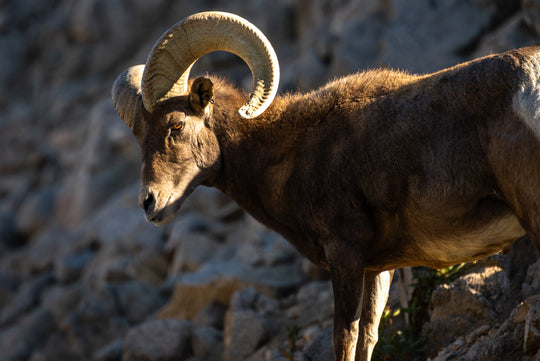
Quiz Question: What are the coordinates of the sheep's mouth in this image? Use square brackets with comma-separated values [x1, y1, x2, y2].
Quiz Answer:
[146, 209, 172, 225]
[145, 191, 192, 226]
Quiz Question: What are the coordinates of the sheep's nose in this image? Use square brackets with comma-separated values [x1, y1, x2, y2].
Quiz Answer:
[142, 192, 155, 213]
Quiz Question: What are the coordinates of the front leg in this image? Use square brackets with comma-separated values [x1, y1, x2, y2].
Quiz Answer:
[325, 239, 366, 361]
[355, 270, 394, 361]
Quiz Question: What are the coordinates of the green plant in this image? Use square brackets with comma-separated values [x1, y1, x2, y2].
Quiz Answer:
[372, 263, 467, 361]
[279, 324, 301, 361]
[372, 300, 427, 361]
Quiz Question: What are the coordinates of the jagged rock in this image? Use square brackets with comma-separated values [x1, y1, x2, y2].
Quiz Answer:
[122, 319, 193, 361]
[94, 339, 124, 361]
[193, 302, 227, 329]
[377, 0, 497, 74]
[157, 277, 250, 321]
[431, 295, 540, 361]
[523, 0, 540, 36]
[0, 208, 22, 248]
[524, 258, 540, 298]
[0, 308, 56, 361]
[29, 331, 83, 361]
[64, 284, 131, 357]
[54, 248, 95, 283]
[224, 309, 267, 361]
[108, 281, 166, 324]
[158, 262, 304, 321]
[223, 288, 277, 361]
[524, 296, 540, 354]
[25, 226, 78, 273]
[0, 272, 54, 326]
[192, 326, 223, 361]
[302, 328, 334, 361]
[15, 187, 56, 237]
[424, 266, 513, 354]
[168, 232, 221, 273]
[41, 283, 83, 324]
[474, 14, 540, 58]
[287, 281, 334, 328]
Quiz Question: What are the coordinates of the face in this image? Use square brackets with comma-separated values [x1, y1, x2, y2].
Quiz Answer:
[134, 78, 220, 225]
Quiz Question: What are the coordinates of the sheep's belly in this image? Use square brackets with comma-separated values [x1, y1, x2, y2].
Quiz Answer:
[417, 213, 526, 267]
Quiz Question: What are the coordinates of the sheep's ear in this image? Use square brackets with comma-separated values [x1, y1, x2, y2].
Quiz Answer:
[189, 77, 214, 114]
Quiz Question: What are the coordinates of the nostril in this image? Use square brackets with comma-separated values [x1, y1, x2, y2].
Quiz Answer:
[143, 193, 155, 213]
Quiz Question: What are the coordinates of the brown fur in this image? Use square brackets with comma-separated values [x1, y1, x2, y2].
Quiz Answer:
[126, 47, 540, 361]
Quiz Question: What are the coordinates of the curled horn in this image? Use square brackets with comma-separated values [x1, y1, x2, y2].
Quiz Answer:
[141, 11, 280, 119]
[112, 65, 145, 130]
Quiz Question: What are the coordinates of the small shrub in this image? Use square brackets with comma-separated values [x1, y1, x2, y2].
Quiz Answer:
[373, 263, 467, 361]
[279, 324, 301, 361]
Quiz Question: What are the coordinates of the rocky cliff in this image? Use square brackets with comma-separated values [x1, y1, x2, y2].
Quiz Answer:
[1, 1, 540, 360]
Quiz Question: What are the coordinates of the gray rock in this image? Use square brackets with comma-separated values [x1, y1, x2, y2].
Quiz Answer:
[108, 281, 165, 324]
[223, 287, 283, 361]
[15, 187, 56, 237]
[158, 262, 304, 321]
[180, 261, 305, 298]
[523, 0, 540, 36]
[83, 244, 169, 286]
[0, 272, 54, 326]
[524, 258, 540, 298]
[425, 266, 514, 355]
[302, 327, 333, 361]
[524, 296, 540, 354]
[224, 309, 266, 361]
[378, 0, 497, 73]
[25, 226, 78, 273]
[193, 301, 227, 330]
[122, 319, 193, 361]
[54, 249, 95, 283]
[432, 295, 540, 361]
[0, 308, 56, 361]
[0, 208, 21, 248]
[41, 283, 83, 324]
[169, 232, 221, 274]
[94, 339, 124, 361]
[64, 284, 131, 357]
[29, 331, 83, 361]
[192, 326, 223, 361]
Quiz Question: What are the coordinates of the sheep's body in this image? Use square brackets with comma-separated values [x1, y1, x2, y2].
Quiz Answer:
[118, 45, 540, 361]
[212, 49, 531, 272]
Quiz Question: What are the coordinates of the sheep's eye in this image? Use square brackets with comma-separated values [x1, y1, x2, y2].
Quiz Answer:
[171, 121, 185, 132]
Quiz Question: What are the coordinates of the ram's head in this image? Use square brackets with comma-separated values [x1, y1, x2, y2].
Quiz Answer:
[111, 12, 279, 224]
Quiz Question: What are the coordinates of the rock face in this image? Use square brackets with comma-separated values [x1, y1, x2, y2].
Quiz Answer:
[2, 1, 540, 361]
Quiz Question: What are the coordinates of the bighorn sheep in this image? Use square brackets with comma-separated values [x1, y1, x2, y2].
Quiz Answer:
[112, 11, 539, 361]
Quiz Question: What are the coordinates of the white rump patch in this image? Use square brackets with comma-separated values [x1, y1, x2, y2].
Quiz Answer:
[513, 54, 540, 138]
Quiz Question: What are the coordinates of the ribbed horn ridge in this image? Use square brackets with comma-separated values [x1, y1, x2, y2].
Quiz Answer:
[141, 11, 280, 119]
[112, 65, 145, 130]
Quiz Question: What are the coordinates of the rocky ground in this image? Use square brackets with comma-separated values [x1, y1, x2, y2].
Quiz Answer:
[2, 0, 540, 360]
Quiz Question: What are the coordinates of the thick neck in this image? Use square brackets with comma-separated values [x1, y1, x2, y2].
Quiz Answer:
[212, 95, 296, 210]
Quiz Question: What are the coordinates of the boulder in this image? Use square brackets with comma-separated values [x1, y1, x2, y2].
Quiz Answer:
[432, 295, 540, 361]
[0, 272, 54, 326]
[424, 266, 513, 354]
[223, 288, 280, 361]
[108, 281, 166, 324]
[0, 308, 56, 361]
[158, 262, 304, 321]
[192, 326, 223, 361]
[122, 319, 193, 361]
[64, 284, 131, 357]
